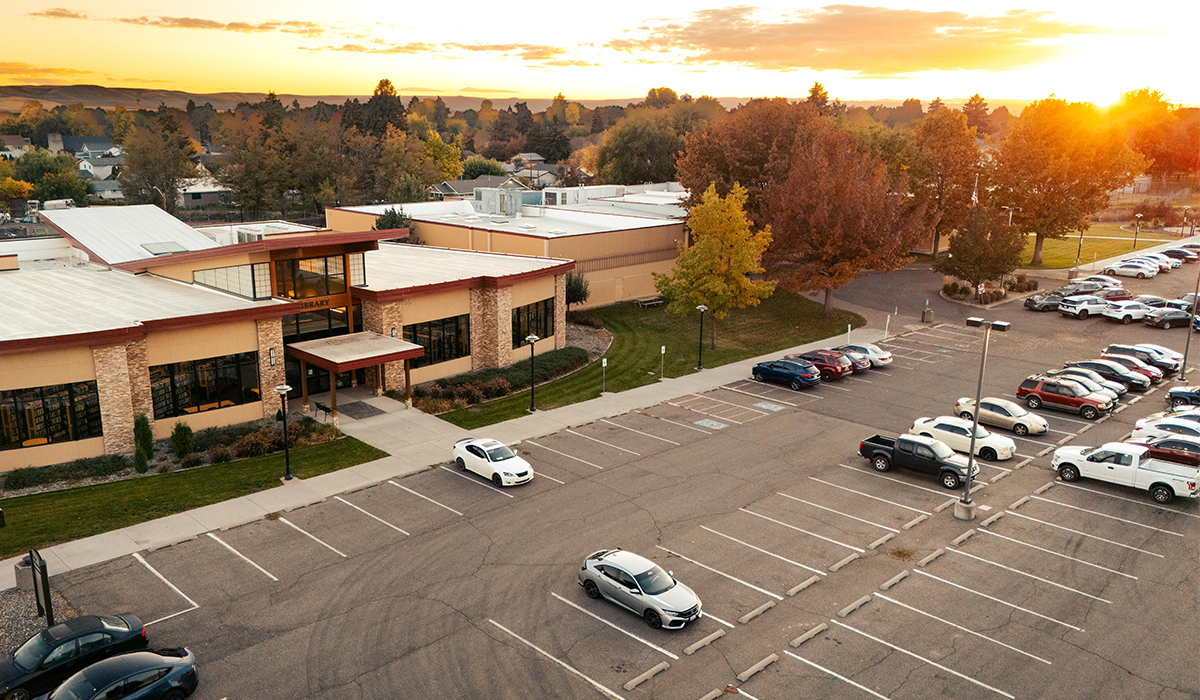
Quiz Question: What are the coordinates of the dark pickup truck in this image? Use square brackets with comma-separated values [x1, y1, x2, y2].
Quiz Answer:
[858, 434, 977, 489]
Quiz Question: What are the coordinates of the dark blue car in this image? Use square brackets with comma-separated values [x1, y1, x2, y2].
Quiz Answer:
[1166, 385, 1200, 409]
[49, 648, 197, 700]
[752, 359, 820, 390]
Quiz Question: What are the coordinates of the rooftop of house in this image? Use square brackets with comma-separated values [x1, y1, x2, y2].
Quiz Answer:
[430, 174, 527, 195]
[39, 204, 219, 265]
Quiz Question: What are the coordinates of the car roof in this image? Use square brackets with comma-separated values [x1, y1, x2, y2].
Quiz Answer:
[46, 615, 105, 641]
[599, 550, 655, 574]
[981, 397, 1021, 409]
[78, 651, 175, 688]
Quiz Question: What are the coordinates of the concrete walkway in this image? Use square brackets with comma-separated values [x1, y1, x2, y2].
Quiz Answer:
[3, 323, 902, 590]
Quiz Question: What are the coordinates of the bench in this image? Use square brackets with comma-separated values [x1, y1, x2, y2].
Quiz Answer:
[314, 402, 332, 422]
[634, 296, 664, 308]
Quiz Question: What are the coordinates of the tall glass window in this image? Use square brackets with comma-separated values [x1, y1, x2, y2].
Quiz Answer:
[275, 256, 349, 299]
[193, 263, 271, 299]
[403, 314, 470, 367]
[0, 381, 102, 451]
[512, 298, 554, 348]
[149, 352, 260, 419]
[281, 304, 362, 343]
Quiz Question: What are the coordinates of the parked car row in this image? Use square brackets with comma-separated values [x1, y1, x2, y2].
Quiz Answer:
[751, 343, 892, 390]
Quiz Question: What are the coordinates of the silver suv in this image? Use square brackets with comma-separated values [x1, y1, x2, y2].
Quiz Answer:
[578, 549, 702, 629]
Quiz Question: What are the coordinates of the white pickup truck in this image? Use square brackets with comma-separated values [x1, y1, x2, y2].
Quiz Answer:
[1051, 442, 1199, 504]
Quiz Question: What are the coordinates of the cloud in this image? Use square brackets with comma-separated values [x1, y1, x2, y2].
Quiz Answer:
[304, 42, 434, 54]
[0, 62, 91, 77]
[27, 7, 87, 19]
[114, 16, 327, 37]
[606, 5, 1134, 75]
[461, 87, 521, 94]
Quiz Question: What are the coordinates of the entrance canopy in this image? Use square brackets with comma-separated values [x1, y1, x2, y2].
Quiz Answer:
[286, 331, 423, 372]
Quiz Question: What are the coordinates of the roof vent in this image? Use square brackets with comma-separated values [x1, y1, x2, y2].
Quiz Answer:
[548, 228, 567, 234]
[518, 224, 536, 231]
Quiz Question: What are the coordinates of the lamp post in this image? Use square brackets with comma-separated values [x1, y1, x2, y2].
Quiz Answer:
[526, 334, 539, 412]
[1133, 214, 1143, 250]
[958, 318, 1010, 520]
[1181, 260, 1200, 381]
[1183, 206, 1191, 238]
[696, 305, 708, 370]
[274, 384, 293, 481]
[1001, 205, 1021, 226]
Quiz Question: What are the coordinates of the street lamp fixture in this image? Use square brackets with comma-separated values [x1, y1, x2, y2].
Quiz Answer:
[1133, 213, 1143, 250]
[274, 384, 293, 481]
[1000, 205, 1021, 227]
[526, 334, 539, 412]
[958, 318, 1010, 519]
[696, 305, 708, 370]
[1183, 206, 1191, 238]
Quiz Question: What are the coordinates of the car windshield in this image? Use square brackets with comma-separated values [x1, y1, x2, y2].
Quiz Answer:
[48, 673, 98, 700]
[973, 426, 990, 438]
[1066, 384, 1088, 397]
[634, 565, 676, 595]
[12, 632, 52, 671]
[1007, 404, 1029, 417]
[1080, 446, 1100, 455]
[485, 445, 516, 461]
[930, 442, 955, 459]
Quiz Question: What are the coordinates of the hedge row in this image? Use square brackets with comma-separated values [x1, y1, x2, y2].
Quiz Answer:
[2, 454, 131, 491]
[414, 347, 589, 399]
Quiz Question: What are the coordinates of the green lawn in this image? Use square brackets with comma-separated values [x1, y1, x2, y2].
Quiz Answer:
[441, 292, 864, 429]
[0, 437, 388, 559]
[1019, 226, 1176, 269]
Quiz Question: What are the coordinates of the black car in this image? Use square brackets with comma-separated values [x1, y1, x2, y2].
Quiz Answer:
[1, 614, 146, 700]
[1163, 248, 1198, 262]
[1101, 344, 1180, 374]
[1024, 283, 1103, 311]
[1143, 307, 1191, 329]
[751, 359, 820, 390]
[1166, 385, 1200, 409]
[1064, 359, 1151, 390]
[49, 648, 197, 700]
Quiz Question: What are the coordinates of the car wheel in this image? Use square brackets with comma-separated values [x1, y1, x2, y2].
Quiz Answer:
[1059, 465, 1080, 482]
[5, 689, 31, 700]
[959, 411, 973, 420]
[1103, 269, 1115, 275]
[1174, 398, 1188, 408]
[1014, 423, 1030, 437]
[1163, 321, 1171, 329]
[1137, 272, 1146, 279]
[1150, 484, 1174, 504]
[872, 455, 891, 472]
[1026, 395, 1042, 409]
[790, 380, 803, 391]
[821, 370, 833, 382]
[583, 580, 601, 599]
[161, 691, 186, 700]
[492, 473, 503, 487]
[644, 609, 663, 629]
[980, 447, 997, 461]
[941, 471, 961, 490]
[753, 372, 764, 382]
[1122, 315, 1133, 324]
[1081, 406, 1099, 420]
[456, 457, 467, 471]
[1078, 310, 1088, 319]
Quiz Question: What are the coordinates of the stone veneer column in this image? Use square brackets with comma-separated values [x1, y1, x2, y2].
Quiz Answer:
[92, 344, 135, 455]
[470, 285, 512, 369]
[554, 273, 567, 349]
[256, 318, 286, 415]
[126, 338, 152, 425]
[361, 299, 406, 393]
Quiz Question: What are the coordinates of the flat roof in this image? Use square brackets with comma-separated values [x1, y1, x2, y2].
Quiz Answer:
[0, 264, 288, 342]
[287, 332, 423, 372]
[39, 204, 219, 265]
[363, 243, 571, 291]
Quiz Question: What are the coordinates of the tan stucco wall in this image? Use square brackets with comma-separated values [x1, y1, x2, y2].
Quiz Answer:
[410, 222, 473, 250]
[146, 323, 259, 366]
[576, 259, 677, 309]
[151, 402, 264, 439]
[402, 289, 471, 323]
[505, 336, 555, 366]
[326, 209, 380, 233]
[1, 437, 106, 471]
[150, 251, 271, 284]
[410, 356, 473, 386]
[548, 224, 682, 260]
[0, 347, 96, 390]
[511, 276, 556, 308]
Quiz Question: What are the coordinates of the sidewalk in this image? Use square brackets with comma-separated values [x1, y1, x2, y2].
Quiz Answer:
[2, 323, 907, 590]
[1020, 233, 1200, 281]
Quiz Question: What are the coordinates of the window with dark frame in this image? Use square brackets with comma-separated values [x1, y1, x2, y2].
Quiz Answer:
[149, 352, 260, 420]
[0, 381, 102, 451]
[403, 314, 471, 368]
[511, 298, 554, 348]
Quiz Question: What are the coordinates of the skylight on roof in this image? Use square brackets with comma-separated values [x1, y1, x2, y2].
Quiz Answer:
[141, 241, 188, 256]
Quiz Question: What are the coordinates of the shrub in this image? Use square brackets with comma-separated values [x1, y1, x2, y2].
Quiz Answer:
[1029, 280, 1039, 291]
[134, 414, 153, 459]
[170, 421, 194, 458]
[134, 446, 149, 473]
[942, 281, 956, 296]
[1, 454, 131, 491]
[233, 427, 282, 457]
[480, 377, 512, 399]
[179, 453, 204, 469]
[194, 422, 264, 453]
[208, 445, 232, 463]
[567, 310, 604, 328]
[1016, 274, 1027, 284]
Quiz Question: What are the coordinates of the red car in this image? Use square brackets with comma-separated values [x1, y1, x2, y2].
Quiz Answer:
[1100, 353, 1163, 384]
[786, 350, 853, 381]
[1016, 375, 1111, 420]
[1125, 436, 1200, 467]
[1095, 287, 1132, 302]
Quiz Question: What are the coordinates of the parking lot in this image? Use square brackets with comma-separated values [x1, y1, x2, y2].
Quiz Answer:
[50, 267, 1200, 700]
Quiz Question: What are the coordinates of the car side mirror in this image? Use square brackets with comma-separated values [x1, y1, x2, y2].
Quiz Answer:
[629, 587, 640, 595]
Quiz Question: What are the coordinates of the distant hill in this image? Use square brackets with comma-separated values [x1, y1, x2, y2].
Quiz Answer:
[0, 84, 1030, 116]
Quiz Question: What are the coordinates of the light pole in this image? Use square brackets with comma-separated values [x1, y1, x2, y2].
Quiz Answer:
[1001, 205, 1021, 226]
[958, 318, 1010, 520]
[1183, 206, 1191, 238]
[1181, 261, 1200, 381]
[696, 305, 708, 370]
[526, 334, 539, 412]
[274, 384, 293, 481]
[1133, 214, 1143, 250]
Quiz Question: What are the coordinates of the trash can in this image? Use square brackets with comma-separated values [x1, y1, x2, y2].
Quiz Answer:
[14, 554, 33, 591]
[922, 308, 934, 324]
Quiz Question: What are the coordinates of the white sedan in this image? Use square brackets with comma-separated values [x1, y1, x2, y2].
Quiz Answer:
[837, 342, 893, 367]
[1069, 275, 1122, 288]
[1102, 262, 1158, 279]
[452, 437, 535, 486]
[1129, 418, 1200, 442]
[910, 416, 1017, 461]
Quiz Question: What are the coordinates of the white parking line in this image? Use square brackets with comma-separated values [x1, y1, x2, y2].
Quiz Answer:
[656, 545, 784, 600]
[566, 429, 641, 456]
[976, 529, 1137, 580]
[831, 620, 1014, 699]
[670, 399, 748, 424]
[1004, 511, 1164, 557]
[702, 524, 829, 576]
[696, 393, 770, 414]
[439, 466, 516, 497]
[811, 476, 929, 513]
[735, 510, 864, 553]
[1014, 435, 1063, 447]
[133, 553, 199, 626]
[913, 569, 1082, 631]
[723, 384, 801, 406]
[645, 413, 713, 433]
[600, 418, 681, 445]
[335, 496, 410, 536]
[947, 548, 1111, 603]
[776, 492, 899, 532]
[875, 593, 1051, 665]
[206, 532, 277, 581]
[525, 440, 605, 469]
[1054, 482, 1200, 519]
[783, 651, 890, 700]
[1030, 495, 1184, 536]
[279, 517, 348, 558]
[817, 382, 854, 392]
[1044, 428, 1075, 436]
[489, 620, 627, 700]
[835, 464, 958, 498]
[388, 480, 464, 516]
[536, 471, 565, 485]
[551, 592, 678, 659]
[845, 376, 873, 384]
[704, 611, 735, 629]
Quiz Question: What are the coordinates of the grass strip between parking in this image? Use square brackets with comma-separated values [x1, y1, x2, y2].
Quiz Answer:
[0, 437, 388, 559]
[1020, 224, 1178, 269]
[440, 292, 864, 429]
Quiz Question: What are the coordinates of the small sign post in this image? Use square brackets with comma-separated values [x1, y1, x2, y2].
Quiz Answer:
[660, 346, 665, 380]
[602, 357, 607, 393]
[29, 549, 54, 626]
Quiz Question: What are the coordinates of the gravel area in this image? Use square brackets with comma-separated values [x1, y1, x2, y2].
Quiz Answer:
[566, 322, 613, 360]
[0, 586, 82, 653]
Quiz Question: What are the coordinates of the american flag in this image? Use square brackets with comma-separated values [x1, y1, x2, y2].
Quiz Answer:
[971, 174, 979, 206]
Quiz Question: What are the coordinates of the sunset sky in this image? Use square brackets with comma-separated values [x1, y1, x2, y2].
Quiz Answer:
[4, 1, 1197, 107]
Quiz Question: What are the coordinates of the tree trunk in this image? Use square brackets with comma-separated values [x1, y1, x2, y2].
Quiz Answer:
[1031, 233, 1045, 266]
[823, 288, 834, 316]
